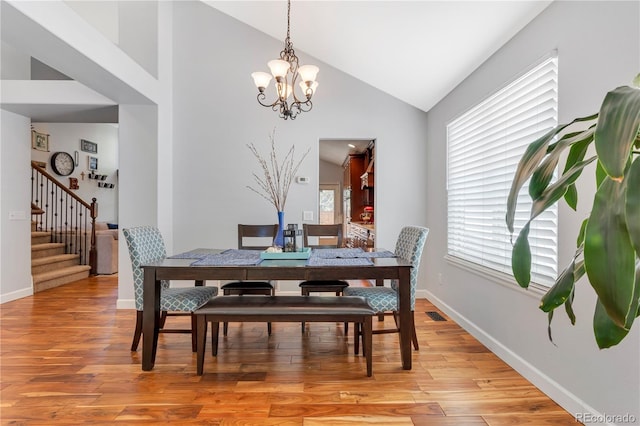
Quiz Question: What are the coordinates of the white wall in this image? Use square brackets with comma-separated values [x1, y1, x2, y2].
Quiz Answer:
[424, 1, 639, 422]
[31, 123, 119, 223]
[170, 3, 428, 292]
[319, 159, 344, 186]
[0, 109, 33, 302]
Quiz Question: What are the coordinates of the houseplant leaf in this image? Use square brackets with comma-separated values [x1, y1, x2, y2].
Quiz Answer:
[530, 157, 596, 220]
[530, 128, 595, 200]
[594, 85, 640, 179]
[594, 299, 630, 349]
[584, 176, 636, 328]
[625, 156, 640, 255]
[512, 223, 531, 287]
[506, 115, 596, 233]
[540, 256, 577, 312]
[562, 132, 595, 209]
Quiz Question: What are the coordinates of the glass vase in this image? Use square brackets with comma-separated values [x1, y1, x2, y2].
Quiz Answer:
[273, 211, 285, 247]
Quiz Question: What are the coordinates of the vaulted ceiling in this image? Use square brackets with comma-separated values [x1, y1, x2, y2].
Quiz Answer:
[207, 1, 553, 112]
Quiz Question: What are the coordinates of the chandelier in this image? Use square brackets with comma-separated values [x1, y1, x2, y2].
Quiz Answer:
[251, 0, 319, 120]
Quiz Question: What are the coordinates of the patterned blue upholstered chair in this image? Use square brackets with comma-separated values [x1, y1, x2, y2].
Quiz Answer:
[123, 226, 218, 352]
[344, 226, 429, 350]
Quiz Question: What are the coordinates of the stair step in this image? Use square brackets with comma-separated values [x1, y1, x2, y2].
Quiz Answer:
[33, 265, 91, 293]
[32, 243, 65, 259]
[32, 254, 81, 275]
[32, 231, 52, 245]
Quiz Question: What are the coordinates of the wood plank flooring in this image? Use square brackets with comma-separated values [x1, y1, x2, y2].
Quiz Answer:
[0, 276, 577, 425]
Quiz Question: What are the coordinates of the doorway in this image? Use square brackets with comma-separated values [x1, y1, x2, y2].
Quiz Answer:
[318, 139, 375, 247]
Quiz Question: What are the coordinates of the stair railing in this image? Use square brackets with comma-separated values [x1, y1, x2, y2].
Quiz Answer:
[31, 161, 98, 274]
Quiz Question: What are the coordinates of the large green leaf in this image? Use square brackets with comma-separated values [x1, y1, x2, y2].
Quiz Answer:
[595, 86, 640, 179]
[505, 114, 597, 233]
[594, 299, 630, 349]
[577, 219, 588, 247]
[584, 176, 636, 328]
[540, 256, 578, 312]
[530, 157, 596, 220]
[565, 287, 576, 326]
[562, 132, 595, 209]
[512, 223, 531, 287]
[530, 128, 595, 200]
[625, 156, 640, 256]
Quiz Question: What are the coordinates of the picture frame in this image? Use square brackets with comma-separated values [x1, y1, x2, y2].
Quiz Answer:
[80, 139, 98, 154]
[32, 130, 49, 152]
[88, 156, 98, 171]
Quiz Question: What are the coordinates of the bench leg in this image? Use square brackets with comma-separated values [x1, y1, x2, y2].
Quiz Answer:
[363, 316, 372, 377]
[196, 316, 207, 376]
[211, 321, 220, 356]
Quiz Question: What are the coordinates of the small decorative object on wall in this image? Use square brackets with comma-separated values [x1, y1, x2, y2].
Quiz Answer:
[74, 150, 79, 166]
[88, 156, 98, 171]
[50, 151, 75, 176]
[69, 177, 79, 190]
[32, 130, 49, 152]
[80, 139, 98, 154]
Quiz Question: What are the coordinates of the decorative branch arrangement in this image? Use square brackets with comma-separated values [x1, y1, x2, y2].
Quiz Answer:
[247, 129, 310, 212]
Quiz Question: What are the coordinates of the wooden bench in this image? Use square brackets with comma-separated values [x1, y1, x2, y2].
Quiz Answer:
[195, 295, 375, 377]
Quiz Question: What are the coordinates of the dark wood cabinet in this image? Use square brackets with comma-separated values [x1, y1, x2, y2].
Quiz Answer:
[343, 147, 375, 247]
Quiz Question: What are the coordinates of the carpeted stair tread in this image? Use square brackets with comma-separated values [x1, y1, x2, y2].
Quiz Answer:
[32, 242, 65, 252]
[33, 265, 91, 283]
[31, 253, 80, 267]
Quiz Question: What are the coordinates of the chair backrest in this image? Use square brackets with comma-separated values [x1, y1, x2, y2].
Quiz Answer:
[303, 224, 343, 249]
[123, 226, 170, 311]
[391, 226, 429, 310]
[238, 224, 279, 250]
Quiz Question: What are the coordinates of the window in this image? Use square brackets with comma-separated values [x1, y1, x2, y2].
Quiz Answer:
[446, 56, 558, 286]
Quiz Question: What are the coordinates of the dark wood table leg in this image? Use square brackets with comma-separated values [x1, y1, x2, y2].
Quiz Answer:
[376, 279, 384, 321]
[142, 267, 160, 371]
[398, 267, 412, 370]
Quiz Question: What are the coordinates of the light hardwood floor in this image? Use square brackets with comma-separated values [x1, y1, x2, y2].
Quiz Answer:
[0, 275, 577, 425]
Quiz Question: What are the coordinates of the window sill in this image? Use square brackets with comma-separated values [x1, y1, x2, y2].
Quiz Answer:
[444, 255, 548, 300]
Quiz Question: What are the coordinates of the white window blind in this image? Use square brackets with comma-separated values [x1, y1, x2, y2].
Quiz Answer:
[446, 56, 558, 286]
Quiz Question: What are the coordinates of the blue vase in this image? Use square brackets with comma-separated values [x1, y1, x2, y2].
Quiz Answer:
[274, 211, 285, 247]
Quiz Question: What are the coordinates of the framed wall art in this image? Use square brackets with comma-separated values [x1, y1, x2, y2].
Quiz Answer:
[80, 139, 98, 154]
[32, 130, 49, 152]
[88, 156, 98, 171]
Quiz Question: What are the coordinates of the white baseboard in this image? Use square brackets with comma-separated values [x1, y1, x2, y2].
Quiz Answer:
[0, 286, 33, 304]
[116, 299, 135, 310]
[423, 290, 608, 425]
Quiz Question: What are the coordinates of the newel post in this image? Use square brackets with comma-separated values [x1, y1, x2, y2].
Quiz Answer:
[89, 198, 98, 275]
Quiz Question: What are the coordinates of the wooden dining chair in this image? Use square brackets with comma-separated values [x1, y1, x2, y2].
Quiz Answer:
[299, 223, 350, 332]
[344, 226, 429, 351]
[123, 226, 218, 352]
[220, 224, 278, 336]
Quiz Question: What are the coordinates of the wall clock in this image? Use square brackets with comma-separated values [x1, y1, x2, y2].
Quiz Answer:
[50, 151, 75, 176]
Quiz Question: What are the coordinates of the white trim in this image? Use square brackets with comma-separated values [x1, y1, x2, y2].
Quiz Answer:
[422, 290, 611, 425]
[445, 254, 546, 300]
[0, 286, 33, 304]
[116, 298, 136, 310]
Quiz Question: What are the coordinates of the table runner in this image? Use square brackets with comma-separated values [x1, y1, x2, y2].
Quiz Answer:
[189, 249, 263, 266]
[168, 249, 212, 259]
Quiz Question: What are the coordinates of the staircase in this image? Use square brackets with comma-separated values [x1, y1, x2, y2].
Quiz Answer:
[31, 225, 91, 293]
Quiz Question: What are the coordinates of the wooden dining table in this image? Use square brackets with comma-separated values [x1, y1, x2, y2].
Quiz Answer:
[140, 248, 413, 371]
